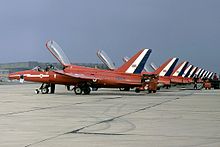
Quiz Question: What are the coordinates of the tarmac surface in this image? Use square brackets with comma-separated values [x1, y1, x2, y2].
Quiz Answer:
[0, 84, 220, 147]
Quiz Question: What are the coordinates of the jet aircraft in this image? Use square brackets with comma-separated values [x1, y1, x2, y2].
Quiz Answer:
[96, 49, 179, 87]
[9, 40, 152, 95]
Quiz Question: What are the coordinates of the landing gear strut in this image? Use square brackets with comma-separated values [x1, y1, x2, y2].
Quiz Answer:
[83, 86, 91, 95]
[35, 83, 55, 94]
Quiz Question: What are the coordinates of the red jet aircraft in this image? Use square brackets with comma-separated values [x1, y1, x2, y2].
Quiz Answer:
[9, 40, 152, 95]
[96, 50, 179, 87]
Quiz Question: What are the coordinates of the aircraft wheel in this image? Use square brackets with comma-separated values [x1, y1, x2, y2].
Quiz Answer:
[41, 88, 49, 94]
[74, 87, 82, 95]
[119, 88, 130, 91]
[83, 87, 91, 95]
[35, 89, 40, 94]
[135, 88, 140, 93]
[124, 88, 130, 91]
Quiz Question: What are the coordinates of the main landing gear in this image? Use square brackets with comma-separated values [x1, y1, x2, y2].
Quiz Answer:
[119, 88, 130, 91]
[35, 83, 55, 94]
[35, 83, 91, 95]
[74, 85, 91, 95]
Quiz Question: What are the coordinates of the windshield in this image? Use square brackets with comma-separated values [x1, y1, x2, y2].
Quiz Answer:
[33, 66, 44, 72]
[97, 50, 116, 70]
[46, 40, 71, 66]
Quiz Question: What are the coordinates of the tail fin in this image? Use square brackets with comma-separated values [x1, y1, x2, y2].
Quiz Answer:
[205, 71, 210, 78]
[208, 72, 214, 79]
[116, 49, 152, 74]
[198, 69, 205, 78]
[182, 64, 194, 77]
[189, 67, 198, 78]
[194, 68, 202, 78]
[201, 70, 208, 79]
[172, 61, 189, 77]
[123, 56, 150, 72]
[153, 57, 179, 76]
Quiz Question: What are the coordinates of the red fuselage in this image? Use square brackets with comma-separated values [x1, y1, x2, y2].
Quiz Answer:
[9, 65, 144, 89]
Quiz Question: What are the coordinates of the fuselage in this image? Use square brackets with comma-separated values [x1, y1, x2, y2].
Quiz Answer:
[9, 65, 144, 88]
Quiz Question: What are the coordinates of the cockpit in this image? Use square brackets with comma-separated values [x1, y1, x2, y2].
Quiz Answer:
[32, 64, 55, 72]
[33, 66, 44, 72]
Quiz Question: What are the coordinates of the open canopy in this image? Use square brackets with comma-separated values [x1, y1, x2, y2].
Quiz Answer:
[46, 40, 71, 66]
[97, 50, 116, 70]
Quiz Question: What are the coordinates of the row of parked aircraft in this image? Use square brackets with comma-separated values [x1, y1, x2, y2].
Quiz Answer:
[8, 40, 215, 95]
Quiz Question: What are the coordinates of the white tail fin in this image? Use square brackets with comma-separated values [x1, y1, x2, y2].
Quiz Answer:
[116, 49, 152, 74]
[153, 57, 179, 76]
[172, 61, 189, 77]
[189, 67, 198, 78]
[182, 64, 193, 77]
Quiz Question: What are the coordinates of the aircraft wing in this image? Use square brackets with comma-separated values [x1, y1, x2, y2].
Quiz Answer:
[54, 70, 100, 81]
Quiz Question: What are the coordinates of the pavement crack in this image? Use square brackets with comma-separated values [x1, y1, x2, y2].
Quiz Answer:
[25, 97, 179, 147]
[76, 132, 129, 136]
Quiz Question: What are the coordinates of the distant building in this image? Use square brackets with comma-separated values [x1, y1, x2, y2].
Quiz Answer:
[0, 69, 9, 81]
[0, 69, 9, 75]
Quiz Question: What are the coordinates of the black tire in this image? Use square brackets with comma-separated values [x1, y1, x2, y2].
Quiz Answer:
[153, 90, 156, 93]
[74, 87, 82, 95]
[124, 88, 130, 91]
[135, 88, 140, 93]
[41, 88, 49, 94]
[148, 90, 152, 93]
[119, 88, 130, 91]
[35, 89, 40, 94]
[83, 87, 91, 95]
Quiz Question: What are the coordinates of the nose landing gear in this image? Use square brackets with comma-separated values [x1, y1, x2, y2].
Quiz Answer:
[35, 83, 55, 94]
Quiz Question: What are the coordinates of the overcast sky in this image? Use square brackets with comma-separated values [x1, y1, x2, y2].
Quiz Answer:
[0, 0, 219, 72]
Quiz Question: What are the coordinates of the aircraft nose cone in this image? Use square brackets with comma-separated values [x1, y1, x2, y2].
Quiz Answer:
[8, 73, 19, 80]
